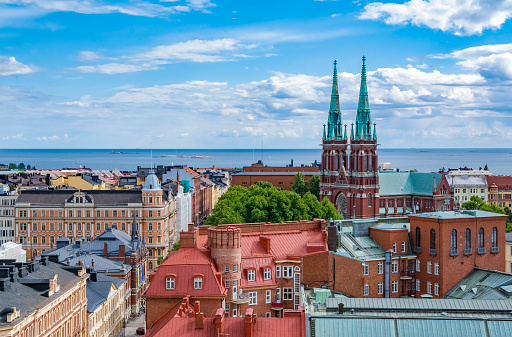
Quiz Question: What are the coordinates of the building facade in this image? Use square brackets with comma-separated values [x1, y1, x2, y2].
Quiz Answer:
[487, 176, 512, 209]
[0, 190, 17, 245]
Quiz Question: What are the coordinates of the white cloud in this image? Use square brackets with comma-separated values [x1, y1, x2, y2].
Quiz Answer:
[359, 0, 512, 36]
[0, 56, 37, 76]
[36, 135, 59, 141]
[2, 133, 24, 140]
[73, 63, 159, 74]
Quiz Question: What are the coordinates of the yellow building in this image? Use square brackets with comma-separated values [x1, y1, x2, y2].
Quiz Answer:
[52, 173, 106, 190]
[0, 258, 88, 337]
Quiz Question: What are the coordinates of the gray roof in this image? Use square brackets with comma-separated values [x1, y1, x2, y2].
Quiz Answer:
[86, 273, 125, 313]
[232, 171, 319, 176]
[17, 189, 143, 206]
[0, 260, 86, 326]
[409, 210, 508, 220]
[506, 233, 512, 243]
[67, 255, 131, 274]
[444, 268, 512, 300]
[448, 174, 487, 188]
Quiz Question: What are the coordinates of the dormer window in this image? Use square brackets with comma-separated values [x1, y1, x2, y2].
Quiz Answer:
[248, 269, 255, 281]
[264, 268, 271, 280]
[194, 276, 203, 289]
[166, 276, 175, 290]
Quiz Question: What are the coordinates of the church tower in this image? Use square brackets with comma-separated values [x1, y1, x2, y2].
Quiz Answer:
[320, 57, 379, 219]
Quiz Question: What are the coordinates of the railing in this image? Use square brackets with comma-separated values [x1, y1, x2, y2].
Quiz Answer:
[464, 248, 473, 255]
[477, 247, 486, 254]
[271, 301, 283, 309]
[414, 246, 421, 253]
[491, 246, 499, 253]
[429, 248, 436, 255]
[450, 249, 459, 256]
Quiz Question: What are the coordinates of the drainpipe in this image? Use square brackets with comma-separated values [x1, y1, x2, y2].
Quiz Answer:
[385, 250, 392, 298]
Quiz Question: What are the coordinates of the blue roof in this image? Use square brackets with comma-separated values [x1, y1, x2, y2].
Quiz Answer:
[86, 273, 125, 313]
[379, 171, 443, 196]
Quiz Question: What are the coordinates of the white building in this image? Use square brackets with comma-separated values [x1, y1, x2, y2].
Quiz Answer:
[0, 186, 17, 245]
[176, 184, 192, 234]
[0, 241, 26, 262]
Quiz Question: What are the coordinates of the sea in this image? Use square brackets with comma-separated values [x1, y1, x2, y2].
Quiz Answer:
[0, 148, 511, 175]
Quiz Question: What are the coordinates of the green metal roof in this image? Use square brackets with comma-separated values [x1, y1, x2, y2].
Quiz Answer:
[314, 318, 395, 337]
[379, 171, 443, 196]
[444, 268, 512, 300]
[396, 319, 486, 337]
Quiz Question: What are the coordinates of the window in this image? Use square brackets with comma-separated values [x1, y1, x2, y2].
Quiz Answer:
[249, 292, 257, 305]
[392, 242, 396, 253]
[121, 223, 126, 231]
[248, 269, 255, 281]
[157, 223, 161, 231]
[96, 223, 100, 231]
[364, 283, 369, 296]
[416, 260, 420, 272]
[264, 268, 271, 280]
[465, 228, 471, 249]
[276, 288, 281, 301]
[77, 210, 82, 218]
[122, 210, 126, 217]
[451, 229, 457, 250]
[225, 302, 230, 314]
[148, 237, 153, 244]
[416, 227, 421, 248]
[233, 264, 238, 272]
[69, 223, 73, 231]
[416, 279, 420, 292]
[113, 210, 117, 217]
[492, 227, 498, 248]
[33, 223, 38, 231]
[434, 263, 439, 275]
[294, 273, 300, 293]
[265, 312, 271, 318]
[283, 266, 293, 278]
[392, 281, 398, 293]
[427, 281, 432, 294]
[59, 223, 63, 231]
[96, 210, 100, 217]
[149, 210, 153, 218]
[402, 241, 406, 253]
[363, 263, 369, 275]
[434, 283, 439, 296]
[41, 236, 46, 244]
[378, 282, 383, 294]
[33, 236, 37, 244]
[233, 307, 237, 317]
[49, 223, 54, 231]
[225, 265, 230, 273]
[378, 262, 383, 274]
[283, 288, 293, 300]
[166, 277, 175, 289]
[392, 260, 398, 273]
[368, 193, 372, 207]
[478, 228, 484, 248]
[276, 266, 281, 278]
[225, 280, 230, 288]
[266, 290, 271, 303]
[149, 223, 153, 231]
[427, 261, 432, 274]
[194, 277, 203, 289]
[430, 229, 436, 251]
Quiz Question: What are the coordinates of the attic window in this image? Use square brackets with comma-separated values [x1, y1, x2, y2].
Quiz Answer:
[194, 276, 203, 289]
[166, 276, 175, 290]
[248, 269, 255, 281]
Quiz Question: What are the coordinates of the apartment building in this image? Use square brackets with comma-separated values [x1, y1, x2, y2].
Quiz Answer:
[0, 187, 17, 245]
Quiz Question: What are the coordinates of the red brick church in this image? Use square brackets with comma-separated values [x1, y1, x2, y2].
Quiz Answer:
[321, 57, 453, 219]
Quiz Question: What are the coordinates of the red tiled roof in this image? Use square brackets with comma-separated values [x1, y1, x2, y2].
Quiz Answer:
[151, 316, 304, 337]
[185, 167, 200, 178]
[240, 257, 276, 288]
[144, 248, 226, 298]
[487, 175, 512, 188]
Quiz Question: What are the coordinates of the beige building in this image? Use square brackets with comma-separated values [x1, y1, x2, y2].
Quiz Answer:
[0, 258, 88, 337]
[448, 174, 488, 208]
[506, 233, 512, 273]
[87, 272, 126, 337]
[52, 173, 106, 190]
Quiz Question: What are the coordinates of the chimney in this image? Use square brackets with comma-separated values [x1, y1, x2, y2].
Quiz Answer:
[104, 242, 109, 257]
[188, 223, 195, 232]
[259, 236, 271, 254]
[90, 271, 97, 282]
[245, 308, 254, 337]
[195, 312, 204, 329]
[78, 260, 82, 266]
[91, 259, 95, 269]
[119, 244, 126, 257]
[215, 308, 225, 334]
[67, 261, 70, 266]
[194, 301, 201, 313]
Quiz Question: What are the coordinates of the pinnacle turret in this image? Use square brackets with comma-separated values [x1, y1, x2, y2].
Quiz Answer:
[355, 56, 373, 141]
[326, 60, 343, 140]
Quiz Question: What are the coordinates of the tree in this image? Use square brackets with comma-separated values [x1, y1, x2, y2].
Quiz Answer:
[157, 256, 164, 265]
[308, 175, 320, 198]
[8, 163, 16, 170]
[410, 169, 418, 173]
[17, 162, 25, 170]
[26, 164, 32, 170]
[461, 196, 510, 231]
[291, 173, 308, 197]
[172, 240, 180, 251]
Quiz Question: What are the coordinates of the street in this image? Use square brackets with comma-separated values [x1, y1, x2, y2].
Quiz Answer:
[125, 313, 146, 337]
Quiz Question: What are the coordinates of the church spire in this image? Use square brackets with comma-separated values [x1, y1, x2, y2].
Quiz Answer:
[355, 56, 372, 140]
[131, 213, 139, 242]
[327, 60, 342, 140]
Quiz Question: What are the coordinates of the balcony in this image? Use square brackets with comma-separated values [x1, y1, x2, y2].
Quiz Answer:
[477, 247, 486, 254]
[271, 301, 284, 311]
[450, 249, 459, 256]
[429, 248, 436, 255]
[414, 246, 421, 253]
[230, 293, 251, 304]
[464, 248, 473, 255]
[491, 246, 499, 253]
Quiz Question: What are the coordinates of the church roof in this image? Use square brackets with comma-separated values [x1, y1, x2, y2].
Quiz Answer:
[379, 171, 443, 196]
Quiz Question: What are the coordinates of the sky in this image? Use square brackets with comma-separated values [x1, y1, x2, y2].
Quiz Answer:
[1, 0, 512, 149]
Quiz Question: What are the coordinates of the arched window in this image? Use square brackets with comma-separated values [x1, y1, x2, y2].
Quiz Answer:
[353, 154, 357, 172]
[451, 229, 457, 250]
[415, 227, 421, 248]
[339, 155, 344, 170]
[368, 154, 373, 171]
[368, 193, 372, 207]
[430, 229, 436, 252]
[492, 227, 498, 247]
[478, 228, 484, 248]
[465, 229, 471, 249]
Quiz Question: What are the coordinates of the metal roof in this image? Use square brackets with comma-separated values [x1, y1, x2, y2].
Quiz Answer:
[379, 171, 443, 196]
[232, 171, 319, 176]
[444, 268, 512, 300]
[409, 210, 507, 220]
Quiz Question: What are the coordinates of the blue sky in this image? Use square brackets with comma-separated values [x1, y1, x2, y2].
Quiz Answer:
[1, 0, 512, 149]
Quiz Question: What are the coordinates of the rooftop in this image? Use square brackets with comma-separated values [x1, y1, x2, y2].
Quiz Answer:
[409, 210, 507, 220]
[379, 171, 443, 196]
[444, 268, 512, 300]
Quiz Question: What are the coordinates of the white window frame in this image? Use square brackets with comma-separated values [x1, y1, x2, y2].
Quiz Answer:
[427, 261, 432, 274]
[392, 242, 397, 253]
[378, 282, 383, 294]
[363, 263, 369, 275]
[276, 288, 281, 302]
[378, 262, 383, 274]
[283, 287, 293, 300]
[248, 269, 255, 281]
[249, 291, 257, 305]
[294, 294, 300, 310]
[233, 307, 237, 317]
[364, 283, 369, 296]
[264, 268, 271, 280]
[294, 273, 301, 293]
[392, 260, 398, 273]
[427, 281, 432, 294]
[434, 263, 439, 275]
[194, 277, 203, 289]
[225, 280, 230, 288]
[166, 277, 175, 289]
[416, 279, 420, 292]
[434, 283, 439, 296]
[265, 312, 271, 318]
[276, 266, 281, 278]
[225, 265, 230, 273]
[225, 302, 230, 314]
[266, 290, 271, 303]
[233, 264, 238, 273]
[392, 281, 398, 293]
[402, 241, 406, 253]
[416, 260, 420, 272]
[283, 266, 293, 278]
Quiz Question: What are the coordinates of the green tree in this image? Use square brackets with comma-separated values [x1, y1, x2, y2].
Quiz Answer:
[308, 175, 321, 199]
[461, 196, 510, 231]
[410, 169, 418, 173]
[17, 162, 25, 170]
[26, 164, 32, 170]
[460, 195, 485, 210]
[8, 163, 16, 170]
[172, 240, 180, 251]
[291, 173, 308, 197]
[157, 256, 164, 265]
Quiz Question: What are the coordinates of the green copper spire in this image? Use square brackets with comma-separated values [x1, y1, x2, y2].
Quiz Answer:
[350, 123, 354, 140]
[355, 56, 372, 141]
[323, 124, 326, 140]
[373, 122, 377, 140]
[344, 124, 347, 140]
[326, 60, 342, 140]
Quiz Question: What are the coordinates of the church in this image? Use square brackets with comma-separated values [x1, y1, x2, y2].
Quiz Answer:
[320, 57, 453, 219]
